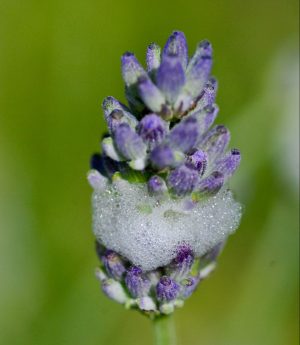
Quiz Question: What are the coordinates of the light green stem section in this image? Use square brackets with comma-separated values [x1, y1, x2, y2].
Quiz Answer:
[153, 315, 176, 345]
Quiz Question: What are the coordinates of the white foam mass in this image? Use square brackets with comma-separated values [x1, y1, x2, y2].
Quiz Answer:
[92, 179, 242, 271]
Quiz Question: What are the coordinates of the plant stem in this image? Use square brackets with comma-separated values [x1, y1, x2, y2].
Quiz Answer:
[153, 315, 176, 345]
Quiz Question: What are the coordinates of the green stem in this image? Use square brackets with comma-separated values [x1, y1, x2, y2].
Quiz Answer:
[153, 315, 176, 345]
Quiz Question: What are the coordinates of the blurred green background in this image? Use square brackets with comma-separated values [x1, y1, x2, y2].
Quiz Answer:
[0, 0, 299, 344]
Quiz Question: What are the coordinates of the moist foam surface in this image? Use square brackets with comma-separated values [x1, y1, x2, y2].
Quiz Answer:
[92, 179, 242, 271]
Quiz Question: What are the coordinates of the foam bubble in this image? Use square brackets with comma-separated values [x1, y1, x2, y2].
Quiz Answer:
[92, 179, 242, 271]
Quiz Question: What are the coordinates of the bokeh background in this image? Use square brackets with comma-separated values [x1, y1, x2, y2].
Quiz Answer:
[0, 0, 299, 344]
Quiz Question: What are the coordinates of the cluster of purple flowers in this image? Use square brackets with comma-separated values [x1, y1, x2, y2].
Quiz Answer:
[92, 31, 240, 198]
[90, 31, 241, 316]
[96, 242, 223, 315]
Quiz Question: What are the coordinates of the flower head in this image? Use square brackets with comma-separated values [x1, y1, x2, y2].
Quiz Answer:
[88, 31, 242, 317]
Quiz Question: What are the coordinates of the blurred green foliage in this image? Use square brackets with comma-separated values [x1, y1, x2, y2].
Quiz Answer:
[0, 0, 299, 344]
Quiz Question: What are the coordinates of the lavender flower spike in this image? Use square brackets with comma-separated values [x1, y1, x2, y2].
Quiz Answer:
[89, 31, 242, 317]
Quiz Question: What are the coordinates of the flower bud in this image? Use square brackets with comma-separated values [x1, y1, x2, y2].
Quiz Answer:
[137, 75, 166, 113]
[163, 31, 188, 69]
[197, 171, 224, 196]
[215, 149, 241, 181]
[157, 54, 185, 104]
[167, 164, 199, 196]
[150, 143, 176, 169]
[101, 250, 126, 281]
[200, 125, 230, 161]
[95, 268, 128, 304]
[185, 149, 207, 175]
[102, 137, 123, 162]
[194, 104, 219, 137]
[137, 114, 168, 147]
[185, 40, 213, 98]
[113, 123, 147, 161]
[87, 170, 107, 191]
[156, 276, 180, 302]
[169, 116, 199, 153]
[125, 266, 151, 298]
[137, 296, 157, 312]
[121, 52, 145, 86]
[106, 109, 138, 133]
[102, 96, 125, 121]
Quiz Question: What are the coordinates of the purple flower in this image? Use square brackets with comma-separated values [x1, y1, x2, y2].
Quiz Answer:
[121, 52, 145, 87]
[200, 125, 231, 161]
[150, 143, 176, 169]
[105, 108, 138, 133]
[101, 250, 126, 281]
[156, 54, 185, 104]
[193, 104, 219, 137]
[163, 31, 188, 69]
[137, 76, 165, 113]
[137, 114, 168, 146]
[156, 276, 180, 302]
[197, 171, 224, 196]
[185, 40, 213, 99]
[167, 164, 199, 196]
[113, 123, 147, 161]
[125, 266, 151, 298]
[169, 116, 199, 153]
[215, 148, 241, 180]
[185, 149, 207, 175]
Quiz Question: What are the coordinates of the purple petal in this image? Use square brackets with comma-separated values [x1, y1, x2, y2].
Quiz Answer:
[169, 116, 199, 153]
[156, 276, 180, 302]
[185, 40, 213, 98]
[101, 250, 126, 281]
[215, 149, 241, 180]
[113, 123, 147, 160]
[167, 164, 200, 196]
[147, 175, 168, 195]
[137, 76, 165, 113]
[185, 149, 207, 175]
[163, 31, 188, 68]
[150, 143, 176, 170]
[125, 266, 151, 298]
[137, 113, 168, 146]
[121, 52, 145, 86]
[197, 171, 224, 195]
[146, 43, 161, 72]
[156, 54, 185, 104]
[200, 125, 231, 162]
